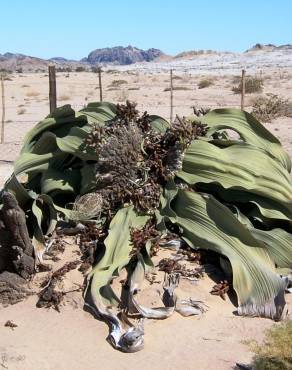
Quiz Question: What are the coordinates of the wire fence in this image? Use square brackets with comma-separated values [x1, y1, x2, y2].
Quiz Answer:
[0, 65, 288, 145]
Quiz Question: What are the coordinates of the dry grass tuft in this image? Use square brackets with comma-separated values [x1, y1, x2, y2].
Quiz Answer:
[58, 94, 70, 101]
[198, 79, 214, 89]
[251, 94, 292, 122]
[247, 320, 292, 370]
[17, 108, 26, 115]
[110, 79, 128, 87]
[164, 86, 191, 92]
[26, 90, 40, 97]
[232, 76, 263, 94]
[106, 69, 119, 74]
[115, 90, 129, 102]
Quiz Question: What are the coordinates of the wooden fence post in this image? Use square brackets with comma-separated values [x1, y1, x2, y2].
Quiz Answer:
[49, 66, 57, 113]
[241, 69, 246, 111]
[1, 75, 5, 144]
[170, 69, 173, 123]
[98, 67, 103, 101]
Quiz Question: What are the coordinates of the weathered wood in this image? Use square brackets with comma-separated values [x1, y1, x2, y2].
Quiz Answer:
[98, 67, 103, 101]
[0, 216, 14, 272]
[241, 69, 246, 111]
[0, 271, 32, 306]
[1, 192, 35, 279]
[1, 191, 34, 256]
[170, 69, 173, 123]
[49, 65, 57, 113]
[1, 74, 5, 143]
[11, 245, 35, 279]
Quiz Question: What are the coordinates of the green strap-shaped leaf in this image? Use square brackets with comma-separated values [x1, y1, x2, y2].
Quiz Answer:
[79, 101, 117, 123]
[229, 205, 292, 269]
[14, 151, 65, 175]
[3, 173, 35, 206]
[56, 126, 98, 161]
[88, 206, 149, 302]
[80, 163, 97, 195]
[85, 206, 149, 352]
[177, 140, 292, 218]
[198, 108, 291, 172]
[40, 168, 80, 195]
[31, 194, 57, 261]
[160, 186, 287, 320]
[249, 228, 292, 269]
[148, 115, 170, 133]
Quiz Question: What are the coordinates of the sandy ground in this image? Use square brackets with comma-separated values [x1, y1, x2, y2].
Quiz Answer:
[0, 67, 292, 370]
[1, 243, 291, 370]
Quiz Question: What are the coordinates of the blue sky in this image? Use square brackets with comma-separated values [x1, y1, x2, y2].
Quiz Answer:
[0, 0, 291, 59]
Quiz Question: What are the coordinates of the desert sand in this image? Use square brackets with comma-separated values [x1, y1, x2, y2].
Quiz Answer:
[0, 63, 292, 370]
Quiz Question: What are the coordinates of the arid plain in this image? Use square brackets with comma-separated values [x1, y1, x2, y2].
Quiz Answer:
[0, 61, 292, 370]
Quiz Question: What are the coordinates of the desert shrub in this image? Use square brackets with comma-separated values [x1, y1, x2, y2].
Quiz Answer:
[75, 66, 86, 72]
[110, 80, 128, 87]
[17, 108, 26, 115]
[164, 86, 191, 92]
[26, 90, 40, 97]
[56, 67, 72, 73]
[264, 74, 272, 80]
[106, 69, 119, 74]
[115, 89, 129, 102]
[21, 84, 30, 88]
[192, 106, 211, 116]
[0, 68, 12, 74]
[251, 94, 292, 122]
[232, 76, 263, 94]
[198, 79, 214, 89]
[58, 94, 70, 101]
[249, 320, 292, 370]
[172, 75, 183, 80]
[232, 75, 241, 84]
[128, 87, 140, 91]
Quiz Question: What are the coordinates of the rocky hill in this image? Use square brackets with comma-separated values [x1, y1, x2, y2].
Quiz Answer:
[174, 49, 221, 59]
[246, 43, 292, 52]
[83, 45, 164, 65]
[0, 53, 84, 72]
[1, 43, 292, 72]
[0, 52, 50, 72]
[0, 46, 165, 72]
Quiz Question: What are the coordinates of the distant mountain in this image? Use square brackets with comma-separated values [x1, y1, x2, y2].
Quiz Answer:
[83, 45, 165, 65]
[0, 52, 85, 72]
[0, 46, 165, 72]
[174, 49, 221, 59]
[246, 43, 292, 52]
[0, 52, 50, 72]
[1, 43, 292, 72]
[49, 57, 70, 62]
